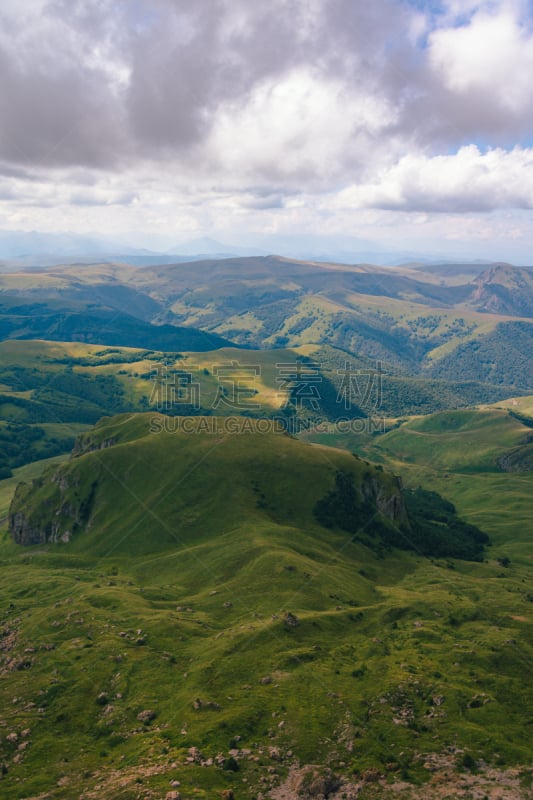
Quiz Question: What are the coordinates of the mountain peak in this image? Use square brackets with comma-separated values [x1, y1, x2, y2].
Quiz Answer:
[470, 264, 533, 316]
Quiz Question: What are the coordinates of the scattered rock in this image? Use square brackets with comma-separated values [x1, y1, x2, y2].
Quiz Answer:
[6, 657, 33, 671]
[260, 676, 273, 685]
[284, 612, 300, 627]
[362, 767, 381, 783]
[136, 709, 156, 724]
[187, 746, 203, 763]
[193, 698, 221, 711]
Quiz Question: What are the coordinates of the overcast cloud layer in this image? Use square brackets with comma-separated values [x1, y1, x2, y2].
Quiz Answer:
[1, 0, 533, 260]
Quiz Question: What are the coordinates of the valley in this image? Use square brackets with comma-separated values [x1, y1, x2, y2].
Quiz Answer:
[0, 256, 531, 799]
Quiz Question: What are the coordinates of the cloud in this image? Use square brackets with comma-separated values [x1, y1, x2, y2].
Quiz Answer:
[0, 0, 530, 178]
[429, 6, 533, 114]
[206, 68, 398, 189]
[240, 194, 285, 210]
[0, 0, 532, 259]
[336, 145, 533, 212]
[69, 189, 138, 207]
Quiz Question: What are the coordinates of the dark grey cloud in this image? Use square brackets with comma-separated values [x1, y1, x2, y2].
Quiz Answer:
[0, 29, 127, 168]
[0, 162, 37, 180]
[0, 0, 531, 186]
[241, 194, 285, 210]
[69, 190, 137, 206]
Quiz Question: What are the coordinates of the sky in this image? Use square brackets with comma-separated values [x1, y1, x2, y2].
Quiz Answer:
[1, 0, 533, 261]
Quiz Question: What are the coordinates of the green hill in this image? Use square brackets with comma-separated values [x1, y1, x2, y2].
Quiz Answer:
[368, 409, 529, 473]
[8, 413, 409, 557]
[0, 414, 531, 799]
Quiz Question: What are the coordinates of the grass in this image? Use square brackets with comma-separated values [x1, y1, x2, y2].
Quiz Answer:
[488, 393, 533, 416]
[370, 409, 527, 472]
[0, 411, 531, 797]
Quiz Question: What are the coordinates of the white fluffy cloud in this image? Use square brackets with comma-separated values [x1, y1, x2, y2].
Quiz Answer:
[337, 146, 533, 212]
[429, 5, 533, 114]
[208, 69, 398, 187]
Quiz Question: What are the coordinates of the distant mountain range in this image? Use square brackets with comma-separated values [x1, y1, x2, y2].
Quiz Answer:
[0, 255, 532, 391]
[4, 229, 532, 270]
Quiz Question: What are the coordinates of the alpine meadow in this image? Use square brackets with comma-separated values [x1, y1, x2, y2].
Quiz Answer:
[0, 2, 532, 800]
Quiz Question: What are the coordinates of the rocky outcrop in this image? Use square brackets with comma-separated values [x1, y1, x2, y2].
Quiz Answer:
[314, 468, 410, 538]
[497, 444, 533, 473]
[362, 473, 408, 526]
[72, 435, 117, 458]
[9, 511, 48, 547]
[10, 508, 75, 547]
[9, 468, 98, 546]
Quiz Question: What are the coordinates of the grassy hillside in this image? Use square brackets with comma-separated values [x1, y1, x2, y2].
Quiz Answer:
[0, 414, 531, 798]
[368, 409, 528, 473]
